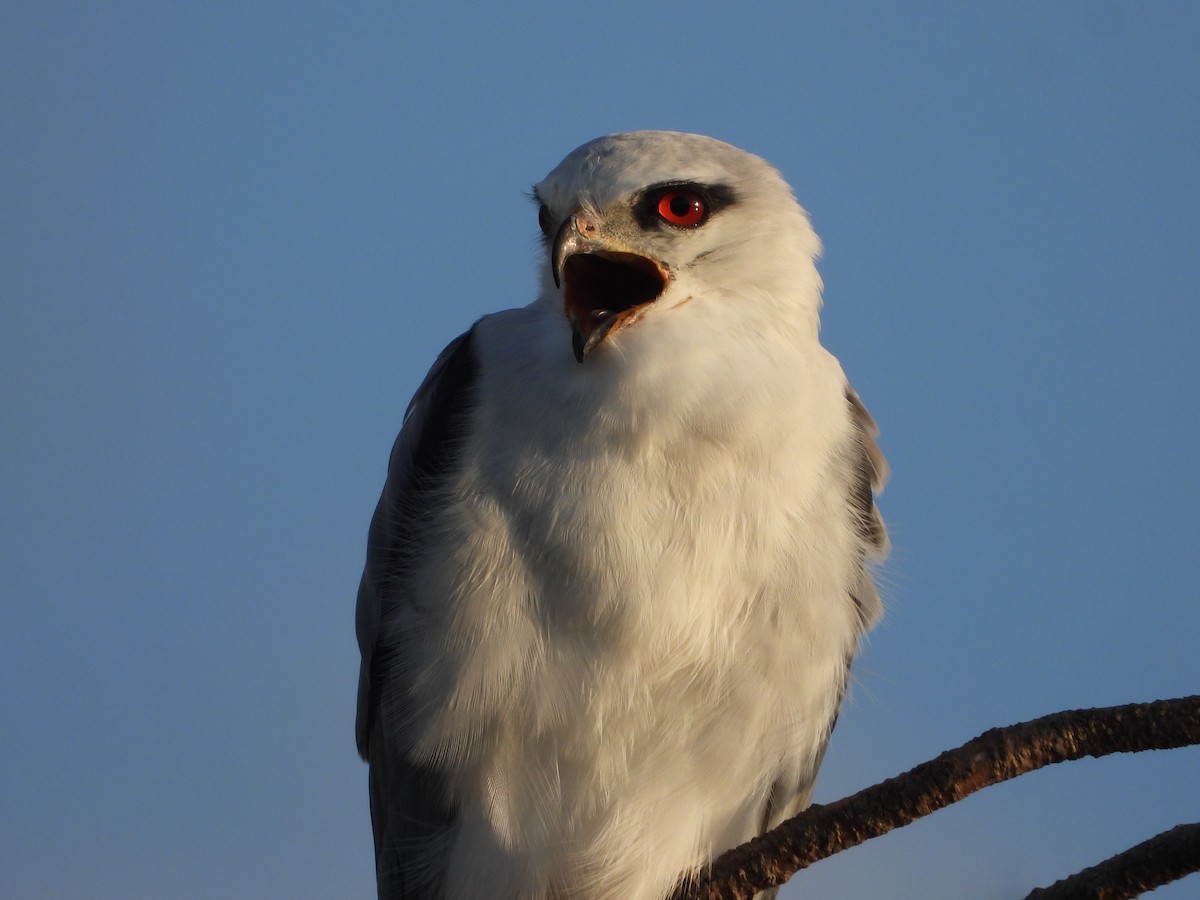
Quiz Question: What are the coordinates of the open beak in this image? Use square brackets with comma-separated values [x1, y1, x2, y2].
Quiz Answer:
[552, 214, 670, 363]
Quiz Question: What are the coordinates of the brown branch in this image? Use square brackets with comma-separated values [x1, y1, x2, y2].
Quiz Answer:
[674, 696, 1200, 900]
[1023, 822, 1200, 900]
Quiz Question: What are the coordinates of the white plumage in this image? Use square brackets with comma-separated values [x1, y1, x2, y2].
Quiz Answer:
[356, 131, 887, 900]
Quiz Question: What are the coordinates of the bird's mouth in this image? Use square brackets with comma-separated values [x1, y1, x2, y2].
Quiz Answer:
[562, 251, 669, 362]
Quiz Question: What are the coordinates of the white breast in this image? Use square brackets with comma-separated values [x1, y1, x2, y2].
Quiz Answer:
[398, 305, 865, 900]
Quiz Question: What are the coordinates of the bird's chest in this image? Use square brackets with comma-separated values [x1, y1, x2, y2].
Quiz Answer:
[395, 368, 863, 899]
[403, 397, 859, 761]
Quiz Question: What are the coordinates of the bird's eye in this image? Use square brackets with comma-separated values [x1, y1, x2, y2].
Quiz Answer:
[655, 190, 706, 228]
[538, 204, 554, 236]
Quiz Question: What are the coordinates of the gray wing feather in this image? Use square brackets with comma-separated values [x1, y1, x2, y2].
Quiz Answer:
[356, 327, 480, 898]
[845, 386, 888, 628]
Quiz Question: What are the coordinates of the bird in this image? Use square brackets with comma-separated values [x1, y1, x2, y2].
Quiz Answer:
[355, 130, 887, 900]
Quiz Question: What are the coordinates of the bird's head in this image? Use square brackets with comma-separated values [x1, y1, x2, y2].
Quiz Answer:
[533, 131, 824, 363]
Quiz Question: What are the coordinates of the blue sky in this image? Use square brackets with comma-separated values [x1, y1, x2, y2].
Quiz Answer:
[2, 3, 1197, 898]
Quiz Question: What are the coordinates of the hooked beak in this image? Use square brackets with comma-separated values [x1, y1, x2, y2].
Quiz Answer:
[552, 213, 669, 363]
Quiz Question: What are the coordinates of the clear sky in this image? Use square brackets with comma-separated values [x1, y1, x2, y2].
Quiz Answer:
[2, 3, 1197, 898]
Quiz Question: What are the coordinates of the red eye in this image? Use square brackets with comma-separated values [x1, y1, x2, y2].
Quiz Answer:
[656, 190, 706, 227]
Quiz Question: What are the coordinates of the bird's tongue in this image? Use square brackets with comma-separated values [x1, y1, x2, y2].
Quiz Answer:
[563, 251, 668, 362]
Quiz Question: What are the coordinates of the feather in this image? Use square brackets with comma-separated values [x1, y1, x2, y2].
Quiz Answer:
[355, 132, 888, 900]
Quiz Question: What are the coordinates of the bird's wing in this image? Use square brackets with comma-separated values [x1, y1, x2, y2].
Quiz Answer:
[355, 326, 480, 897]
[752, 387, 888, 900]
[846, 386, 889, 628]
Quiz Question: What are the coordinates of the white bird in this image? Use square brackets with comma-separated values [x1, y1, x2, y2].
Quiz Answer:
[356, 131, 887, 900]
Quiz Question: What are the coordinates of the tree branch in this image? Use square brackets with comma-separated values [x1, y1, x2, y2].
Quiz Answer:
[1024, 822, 1200, 900]
[674, 696, 1200, 900]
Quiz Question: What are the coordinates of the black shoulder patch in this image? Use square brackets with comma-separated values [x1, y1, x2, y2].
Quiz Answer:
[357, 326, 480, 757]
[406, 329, 480, 492]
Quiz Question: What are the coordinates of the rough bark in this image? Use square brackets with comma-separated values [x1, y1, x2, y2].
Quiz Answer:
[1024, 823, 1200, 900]
[673, 696, 1200, 900]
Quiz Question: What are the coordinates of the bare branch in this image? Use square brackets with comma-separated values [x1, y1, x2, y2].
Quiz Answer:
[674, 696, 1200, 900]
[1024, 822, 1200, 900]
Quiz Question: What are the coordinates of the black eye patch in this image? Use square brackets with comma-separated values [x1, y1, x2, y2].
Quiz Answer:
[633, 182, 737, 231]
[538, 204, 554, 237]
